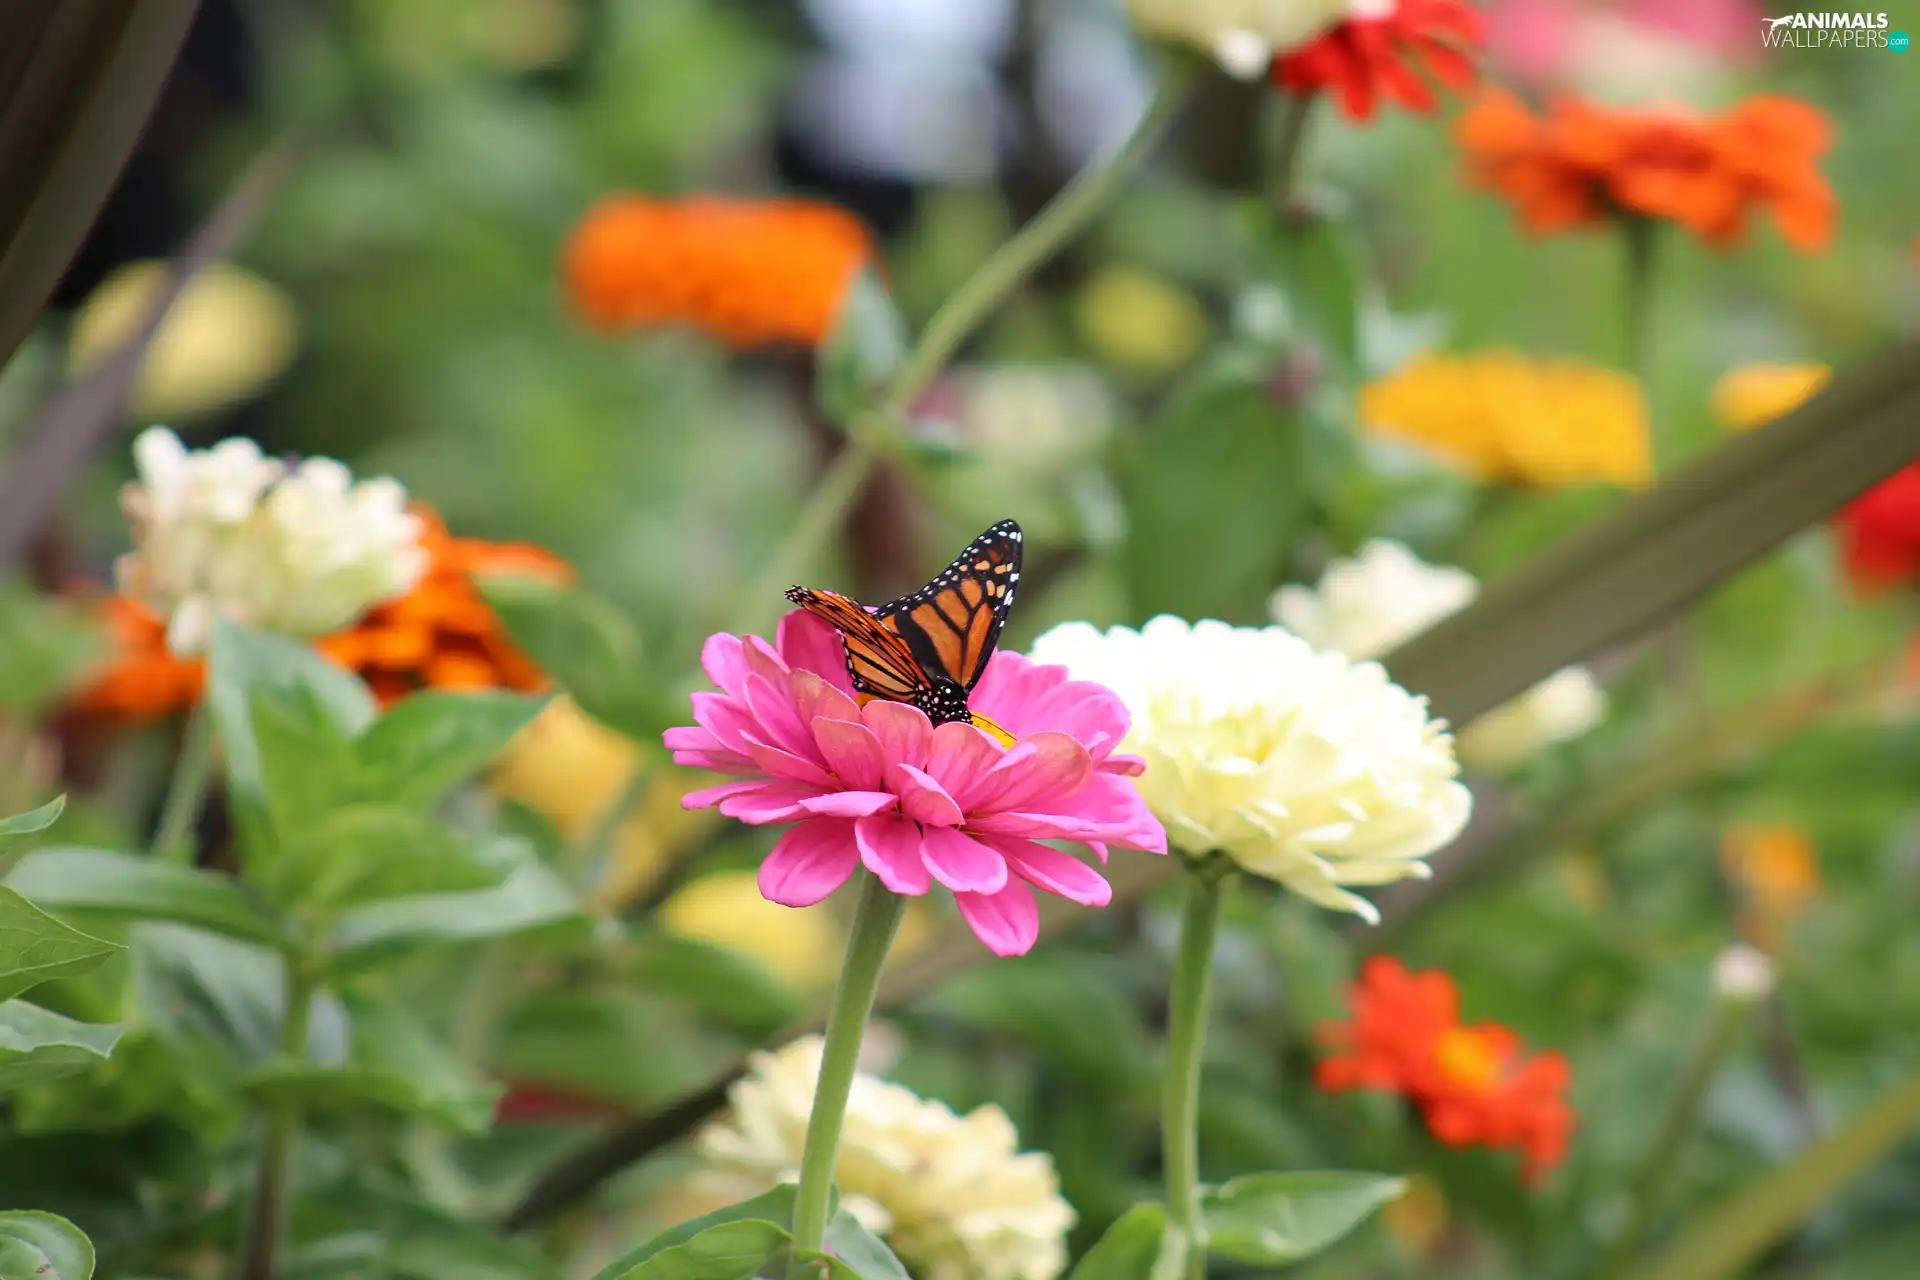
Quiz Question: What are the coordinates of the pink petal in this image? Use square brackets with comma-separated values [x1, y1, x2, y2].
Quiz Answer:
[699, 632, 749, 696]
[920, 826, 1008, 894]
[981, 835, 1112, 906]
[926, 721, 1004, 800]
[710, 781, 819, 824]
[812, 717, 886, 791]
[744, 673, 818, 761]
[888, 763, 964, 828]
[1101, 752, 1147, 778]
[682, 779, 771, 811]
[799, 790, 897, 818]
[691, 691, 758, 756]
[758, 819, 859, 906]
[777, 609, 857, 695]
[792, 670, 862, 727]
[954, 880, 1040, 956]
[741, 634, 791, 687]
[964, 732, 1093, 814]
[854, 814, 930, 896]
[663, 725, 719, 753]
[1086, 841, 1110, 864]
[862, 700, 932, 771]
[671, 748, 755, 774]
[742, 734, 840, 790]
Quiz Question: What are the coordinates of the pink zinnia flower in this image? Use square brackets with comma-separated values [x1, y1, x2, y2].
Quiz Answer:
[665, 610, 1168, 956]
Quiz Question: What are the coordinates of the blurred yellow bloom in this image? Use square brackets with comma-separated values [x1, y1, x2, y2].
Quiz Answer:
[490, 697, 715, 905]
[1382, 1174, 1448, 1257]
[660, 872, 844, 990]
[1711, 363, 1830, 430]
[1074, 266, 1209, 378]
[69, 261, 299, 421]
[1360, 351, 1651, 488]
[1721, 822, 1819, 951]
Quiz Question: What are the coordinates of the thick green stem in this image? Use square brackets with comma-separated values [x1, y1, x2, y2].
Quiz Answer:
[240, 964, 315, 1280]
[790, 871, 906, 1258]
[151, 699, 214, 865]
[1165, 862, 1229, 1280]
[1595, 998, 1745, 1278]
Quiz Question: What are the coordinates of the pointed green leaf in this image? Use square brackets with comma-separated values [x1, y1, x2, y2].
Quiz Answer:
[0, 797, 63, 843]
[281, 806, 497, 914]
[817, 1207, 909, 1280]
[604, 1221, 787, 1280]
[325, 858, 582, 976]
[0, 885, 120, 1000]
[354, 690, 548, 809]
[1244, 198, 1364, 380]
[817, 268, 908, 423]
[1068, 1203, 1178, 1280]
[628, 932, 803, 1038]
[1200, 1171, 1405, 1266]
[477, 576, 657, 742]
[591, 1187, 797, 1280]
[0, 1210, 94, 1280]
[0, 1000, 124, 1093]
[131, 924, 347, 1077]
[6, 847, 291, 949]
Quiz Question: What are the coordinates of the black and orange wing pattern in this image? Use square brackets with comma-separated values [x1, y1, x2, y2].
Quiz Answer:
[873, 518, 1022, 694]
[782, 585, 931, 703]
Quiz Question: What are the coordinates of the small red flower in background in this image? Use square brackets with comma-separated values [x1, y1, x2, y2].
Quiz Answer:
[1317, 956, 1575, 1182]
[1834, 463, 1920, 590]
[1273, 0, 1486, 121]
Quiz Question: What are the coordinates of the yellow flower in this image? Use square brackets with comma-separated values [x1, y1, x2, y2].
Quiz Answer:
[1720, 823, 1819, 951]
[1074, 266, 1209, 378]
[1711, 363, 1830, 430]
[1360, 350, 1651, 488]
[69, 261, 300, 421]
[659, 872, 844, 990]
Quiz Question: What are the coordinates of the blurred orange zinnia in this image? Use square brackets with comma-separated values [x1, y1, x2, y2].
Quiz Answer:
[67, 592, 205, 725]
[1455, 89, 1836, 252]
[1318, 956, 1575, 1182]
[1273, 0, 1485, 121]
[562, 195, 873, 349]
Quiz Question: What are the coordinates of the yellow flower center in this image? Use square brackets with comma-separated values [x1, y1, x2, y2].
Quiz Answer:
[1435, 1028, 1503, 1093]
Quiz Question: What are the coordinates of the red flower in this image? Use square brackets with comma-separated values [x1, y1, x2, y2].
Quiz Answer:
[1835, 463, 1920, 590]
[1317, 956, 1575, 1182]
[1273, 0, 1486, 121]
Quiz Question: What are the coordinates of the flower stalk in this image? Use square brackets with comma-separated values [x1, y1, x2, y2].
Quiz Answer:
[790, 870, 907, 1258]
[151, 699, 214, 865]
[240, 962, 316, 1280]
[1270, 93, 1317, 211]
[1164, 856, 1232, 1280]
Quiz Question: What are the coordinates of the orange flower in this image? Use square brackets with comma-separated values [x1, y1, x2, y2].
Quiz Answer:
[1456, 89, 1836, 252]
[1272, 0, 1484, 122]
[1317, 956, 1575, 1182]
[67, 592, 205, 725]
[562, 195, 874, 349]
[316, 507, 570, 706]
[1720, 823, 1819, 953]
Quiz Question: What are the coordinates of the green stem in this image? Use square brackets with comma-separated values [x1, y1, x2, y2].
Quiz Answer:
[1165, 862, 1230, 1280]
[240, 964, 315, 1280]
[1594, 998, 1745, 1278]
[1270, 93, 1316, 212]
[790, 870, 906, 1259]
[151, 699, 214, 865]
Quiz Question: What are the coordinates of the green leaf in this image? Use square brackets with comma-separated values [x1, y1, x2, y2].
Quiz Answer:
[929, 951, 1149, 1085]
[1123, 352, 1306, 623]
[1638, 1073, 1920, 1280]
[590, 1187, 797, 1280]
[1243, 198, 1364, 380]
[0, 1210, 94, 1280]
[0, 1000, 124, 1093]
[354, 690, 548, 809]
[818, 1207, 909, 1280]
[628, 932, 803, 1038]
[0, 796, 63, 843]
[1200, 1171, 1405, 1266]
[0, 884, 120, 1001]
[279, 806, 498, 915]
[324, 857, 582, 975]
[817, 268, 908, 423]
[245, 995, 501, 1135]
[604, 1220, 788, 1280]
[132, 923, 349, 1077]
[477, 576, 657, 741]
[1068, 1203, 1179, 1280]
[6, 847, 291, 949]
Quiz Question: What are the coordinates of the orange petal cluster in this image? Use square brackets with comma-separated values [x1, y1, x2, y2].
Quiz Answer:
[66, 592, 205, 726]
[562, 195, 873, 349]
[1272, 0, 1484, 121]
[1455, 90, 1836, 252]
[1317, 956, 1575, 1182]
[316, 507, 570, 705]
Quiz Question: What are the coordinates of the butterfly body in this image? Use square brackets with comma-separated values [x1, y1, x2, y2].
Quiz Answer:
[785, 519, 1022, 737]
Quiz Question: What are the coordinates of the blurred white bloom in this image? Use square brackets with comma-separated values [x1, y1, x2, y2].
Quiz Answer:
[116, 427, 426, 654]
[1272, 540, 1607, 772]
[699, 1035, 1074, 1280]
[1125, 0, 1350, 77]
[958, 364, 1115, 474]
[1712, 944, 1777, 1003]
[1028, 616, 1471, 922]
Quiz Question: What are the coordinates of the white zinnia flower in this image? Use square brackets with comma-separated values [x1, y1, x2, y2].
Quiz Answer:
[1028, 617, 1471, 922]
[116, 426, 427, 654]
[1125, 0, 1353, 78]
[1271, 540, 1607, 772]
[1711, 944, 1776, 1004]
[698, 1036, 1074, 1280]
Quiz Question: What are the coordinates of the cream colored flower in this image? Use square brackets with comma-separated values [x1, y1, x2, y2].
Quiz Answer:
[69, 261, 299, 421]
[1271, 540, 1607, 772]
[699, 1036, 1074, 1280]
[1126, 0, 1351, 78]
[1027, 616, 1470, 922]
[116, 427, 425, 653]
[1711, 944, 1776, 1003]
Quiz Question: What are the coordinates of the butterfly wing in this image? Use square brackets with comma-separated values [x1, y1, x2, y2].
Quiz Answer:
[874, 518, 1022, 694]
[782, 586, 931, 703]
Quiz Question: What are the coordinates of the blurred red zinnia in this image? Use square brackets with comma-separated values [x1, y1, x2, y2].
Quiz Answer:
[1317, 956, 1575, 1182]
[1835, 463, 1920, 590]
[1273, 0, 1486, 121]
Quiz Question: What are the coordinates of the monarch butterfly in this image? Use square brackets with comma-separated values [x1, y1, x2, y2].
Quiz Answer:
[785, 519, 1023, 744]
